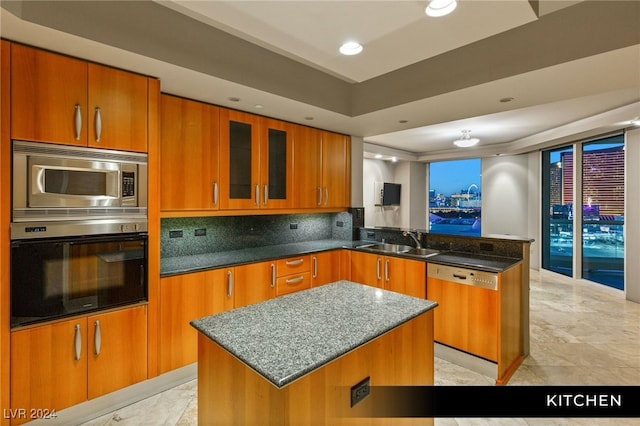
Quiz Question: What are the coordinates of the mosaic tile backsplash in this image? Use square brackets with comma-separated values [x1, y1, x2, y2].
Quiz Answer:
[161, 212, 353, 258]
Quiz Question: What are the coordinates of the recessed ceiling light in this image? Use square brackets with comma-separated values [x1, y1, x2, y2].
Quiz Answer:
[453, 130, 480, 148]
[391, 156, 398, 162]
[631, 118, 640, 126]
[254, 104, 264, 109]
[499, 97, 515, 103]
[339, 41, 363, 56]
[374, 154, 383, 159]
[426, 0, 457, 17]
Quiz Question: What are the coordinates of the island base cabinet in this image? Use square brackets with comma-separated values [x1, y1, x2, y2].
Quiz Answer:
[197, 311, 434, 425]
[9, 305, 148, 425]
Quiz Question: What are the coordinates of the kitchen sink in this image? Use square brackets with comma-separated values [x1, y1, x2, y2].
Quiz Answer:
[355, 243, 413, 254]
[405, 248, 440, 258]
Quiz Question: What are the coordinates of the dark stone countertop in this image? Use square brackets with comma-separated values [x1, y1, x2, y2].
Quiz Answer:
[161, 239, 522, 277]
[191, 281, 438, 388]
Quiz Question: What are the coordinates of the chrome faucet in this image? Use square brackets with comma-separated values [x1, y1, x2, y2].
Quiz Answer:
[403, 230, 422, 249]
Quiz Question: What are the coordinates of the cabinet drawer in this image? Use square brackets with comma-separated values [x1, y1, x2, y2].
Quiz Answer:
[276, 272, 311, 296]
[276, 255, 310, 276]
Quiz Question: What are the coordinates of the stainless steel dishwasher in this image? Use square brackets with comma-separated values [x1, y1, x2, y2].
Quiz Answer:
[427, 263, 500, 362]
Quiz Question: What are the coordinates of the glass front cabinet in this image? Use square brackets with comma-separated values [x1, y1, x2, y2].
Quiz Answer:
[219, 110, 293, 210]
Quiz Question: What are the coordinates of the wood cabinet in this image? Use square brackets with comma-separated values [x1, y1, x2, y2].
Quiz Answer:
[159, 269, 233, 373]
[311, 250, 343, 287]
[292, 126, 350, 209]
[275, 255, 311, 296]
[426, 263, 524, 384]
[11, 44, 149, 152]
[10, 306, 147, 423]
[350, 251, 426, 298]
[219, 110, 294, 210]
[233, 262, 276, 308]
[160, 95, 220, 211]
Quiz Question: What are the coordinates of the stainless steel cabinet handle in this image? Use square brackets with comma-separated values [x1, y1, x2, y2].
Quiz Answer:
[385, 259, 390, 282]
[286, 259, 304, 266]
[94, 320, 102, 356]
[74, 324, 82, 361]
[271, 264, 276, 288]
[376, 258, 382, 280]
[227, 270, 234, 298]
[255, 184, 260, 206]
[285, 276, 304, 285]
[324, 187, 329, 206]
[74, 104, 82, 140]
[312, 256, 318, 279]
[94, 107, 102, 142]
[263, 185, 269, 206]
[317, 187, 322, 206]
[213, 182, 219, 206]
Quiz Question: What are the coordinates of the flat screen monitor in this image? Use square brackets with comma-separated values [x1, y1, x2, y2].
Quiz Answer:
[382, 183, 401, 206]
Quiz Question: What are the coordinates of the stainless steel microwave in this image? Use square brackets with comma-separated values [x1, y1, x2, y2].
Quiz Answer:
[12, 141, 147, 216]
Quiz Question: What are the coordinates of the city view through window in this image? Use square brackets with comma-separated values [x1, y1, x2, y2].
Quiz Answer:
[543, 134, 625, 290]
[429, 159, 482, 236]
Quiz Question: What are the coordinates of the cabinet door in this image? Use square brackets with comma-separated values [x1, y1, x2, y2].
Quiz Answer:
[350, 251, 383, 288]
[234, 262, 276, 308]
[320, 131, 350, 208]
[427, 277, 498, 361]
[87, 306, 148, 399]
[159, 269, 232, 373]
[292, 125, 322, 208]
[260, 118, 293, 209]
[11, 319, 88, 418]
[87, 64, 149, 152]
[160, 95, 220, 211]
[384, 257, 426, 299]
[311, 251, 342, 287]
[219, 109, 261, 209]
[11, 44, 88, 146]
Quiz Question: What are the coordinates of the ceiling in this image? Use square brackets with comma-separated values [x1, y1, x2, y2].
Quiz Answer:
[1, 0, 639, 162]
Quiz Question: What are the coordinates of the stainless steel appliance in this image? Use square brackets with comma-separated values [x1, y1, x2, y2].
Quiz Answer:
[11, 140, 147, 239]
[10, 140, 149, 328]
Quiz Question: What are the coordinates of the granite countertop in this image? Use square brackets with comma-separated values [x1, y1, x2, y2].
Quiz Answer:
[161, 239, 351, 277]
[191, 281, 438, 388]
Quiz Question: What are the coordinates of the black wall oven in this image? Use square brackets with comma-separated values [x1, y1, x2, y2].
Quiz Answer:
[11, 232, 148, 328]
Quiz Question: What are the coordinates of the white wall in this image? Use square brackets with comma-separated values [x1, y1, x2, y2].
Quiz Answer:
[350, 136, 364, 207]
[363, 158, 401, 227]
[396, 161, 427, 229]
[481, 154, 531, 238]
[625, 127, 640, 303]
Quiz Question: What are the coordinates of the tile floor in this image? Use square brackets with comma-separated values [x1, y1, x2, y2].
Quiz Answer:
[80, 269, 640, 425]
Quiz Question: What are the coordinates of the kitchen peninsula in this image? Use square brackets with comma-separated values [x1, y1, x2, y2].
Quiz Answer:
[191, 281, 438, 425]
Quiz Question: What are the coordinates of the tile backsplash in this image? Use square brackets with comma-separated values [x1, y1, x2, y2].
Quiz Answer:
[161, 212, 352, 258]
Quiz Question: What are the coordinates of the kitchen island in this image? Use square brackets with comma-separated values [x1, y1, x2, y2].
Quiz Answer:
[191, 281, 438, 425]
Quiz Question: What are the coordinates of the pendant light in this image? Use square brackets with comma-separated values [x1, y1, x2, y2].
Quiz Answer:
[453, 130, 479, 148]
[426, 0, 457, 17]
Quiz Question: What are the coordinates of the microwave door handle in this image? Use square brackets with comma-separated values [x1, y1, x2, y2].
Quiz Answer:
[95, 107, 102, 142]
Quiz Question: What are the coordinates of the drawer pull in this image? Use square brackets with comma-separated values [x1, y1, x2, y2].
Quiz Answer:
[285, 276, 305, 285]
[285, 259, 304, 266]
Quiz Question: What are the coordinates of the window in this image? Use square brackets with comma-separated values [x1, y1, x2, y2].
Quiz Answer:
[542, 134, 624, 290]
[429, 159, 481, 236]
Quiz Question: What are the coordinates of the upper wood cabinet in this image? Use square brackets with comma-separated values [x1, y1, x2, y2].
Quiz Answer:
[11, 44, 149, 152]
[219, 110, 294, 210]
[160, 95, 220, 211]
[292, 126, 350, 209]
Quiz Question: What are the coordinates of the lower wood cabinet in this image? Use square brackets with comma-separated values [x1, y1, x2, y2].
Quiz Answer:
[159, 269, 234, 373]
[350, 251, 426, 299]
[10, 305, 148, 424]
[311, 250, 343, 287]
